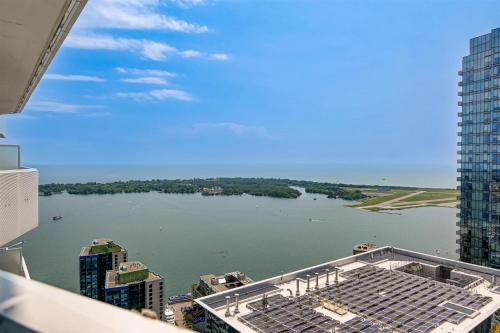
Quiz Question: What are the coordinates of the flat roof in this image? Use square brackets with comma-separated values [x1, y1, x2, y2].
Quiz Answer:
[196, 246, 500, 333]
[200, 272, 254, 294]
[106, 270, 162, 289]
[80, 239, 126, 256]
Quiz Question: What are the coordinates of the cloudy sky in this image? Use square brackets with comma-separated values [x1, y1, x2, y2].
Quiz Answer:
[4, 0, 500, 166]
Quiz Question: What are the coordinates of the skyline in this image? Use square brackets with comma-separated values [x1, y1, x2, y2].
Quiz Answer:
[3, 0, 500, 166]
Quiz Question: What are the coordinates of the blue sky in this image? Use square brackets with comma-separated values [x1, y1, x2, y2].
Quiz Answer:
[4, 0, 500, 166]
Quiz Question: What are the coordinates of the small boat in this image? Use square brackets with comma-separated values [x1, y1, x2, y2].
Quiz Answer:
[52, 216, 62, 221]
[167, 294, 192, 305]
[313, 198, 317, 200]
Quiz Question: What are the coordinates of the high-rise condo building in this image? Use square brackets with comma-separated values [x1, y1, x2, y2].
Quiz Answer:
[79, 239, 128, 300]
[459, 28, 500, 267]
[105, 261, 164, 320]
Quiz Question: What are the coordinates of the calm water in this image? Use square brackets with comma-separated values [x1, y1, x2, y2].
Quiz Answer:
[16, 166, 456, 295]
[18, 165, 458, 297]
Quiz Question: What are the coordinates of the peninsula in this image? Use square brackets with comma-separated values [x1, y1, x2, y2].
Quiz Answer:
[38, 177, 458, 210]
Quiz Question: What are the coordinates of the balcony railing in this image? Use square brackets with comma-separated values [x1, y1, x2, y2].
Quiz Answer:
[0, 242, 29, 278]
[0, 145, 20, 170]
[0, 269, 184, 332]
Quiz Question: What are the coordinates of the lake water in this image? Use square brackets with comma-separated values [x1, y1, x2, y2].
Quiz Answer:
[18, 164, 459, 297]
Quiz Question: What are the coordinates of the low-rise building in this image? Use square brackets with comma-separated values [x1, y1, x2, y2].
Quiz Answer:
[193, 272, 253, 298]
[195, 246, 500, 333]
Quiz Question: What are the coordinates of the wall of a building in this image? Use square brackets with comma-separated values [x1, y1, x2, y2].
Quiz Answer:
[145, 277, 164, 320]
[459, 28, 500, 267]
[79, 252, 112, 300]
[112, 250, 127, 270]
[0, 169, 38, 246]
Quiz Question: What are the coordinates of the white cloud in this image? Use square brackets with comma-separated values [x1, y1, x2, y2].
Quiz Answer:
[150, 89, 193, 101]
[77, 0, 208, 33]
[179, 50, 202, 58]
[65, 34, 178, 61]
[121, 77, 168, 85]
[66, 34, 225, 62]
[191, 122, 271, 138]
[26, 101, 104, 113]
[117, 89, 193, 101]
[115, 67, 176, 77]
[209, 53, 229, 61]
[116, 92, 151, 100]
[44, 74, 105, 82]
[141, 41, 177, 60]
[167, 0, 205, 8]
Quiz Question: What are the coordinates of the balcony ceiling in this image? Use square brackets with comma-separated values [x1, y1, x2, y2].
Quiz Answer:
[0, 0, 86, 115]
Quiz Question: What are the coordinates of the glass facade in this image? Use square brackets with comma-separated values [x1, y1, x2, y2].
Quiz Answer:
[79, 252, 112, 300]
[459, 28, 500, 267]
[104, 281, 146, 311]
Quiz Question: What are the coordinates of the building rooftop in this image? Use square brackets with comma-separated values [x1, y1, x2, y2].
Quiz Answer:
[200, 272, 254, 294]
[106, 262, 161, 289]
[80, 238, 125, 256]
[196, 247, 500, 333]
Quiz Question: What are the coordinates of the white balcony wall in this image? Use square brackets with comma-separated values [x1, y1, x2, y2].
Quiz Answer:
[0, 168, 38, 246]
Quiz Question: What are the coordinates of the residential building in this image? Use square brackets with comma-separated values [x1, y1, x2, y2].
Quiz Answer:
[195, 246, 500, 333]
[458, 28, 500, 267]
[192, 271, 253, 298]
[105, 261, 165, 320]
[79, 238, 128, 300]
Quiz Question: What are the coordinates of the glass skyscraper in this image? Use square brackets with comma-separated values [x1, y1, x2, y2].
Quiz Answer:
[459, 28, 500, 267]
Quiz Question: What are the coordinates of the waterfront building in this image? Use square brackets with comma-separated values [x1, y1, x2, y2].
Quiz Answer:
[79, 239, 128, 300]
[192, 272, 253, 298]
[195, 246, 500, 333]
[105, 261, 165, 320]
[458, 28, 500, 267]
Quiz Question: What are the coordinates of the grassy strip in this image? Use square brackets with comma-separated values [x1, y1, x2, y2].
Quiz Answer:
[350, 190, 414, 207]
[398, 191, 458, 202]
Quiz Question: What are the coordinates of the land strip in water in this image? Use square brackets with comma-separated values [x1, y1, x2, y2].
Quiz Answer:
[38, 177, 457, 211]
[350, 188, 458, 211]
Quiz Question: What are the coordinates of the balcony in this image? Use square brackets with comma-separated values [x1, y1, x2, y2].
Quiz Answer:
[459, 81, 463, 86]
[458, 112, 462, 117]
[458, 101, 463, 106]
[0, 269, 180, 332]
[458, 70, 463, 76]
[458, 91, 463, 96]
[0, 145, 38, 246]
